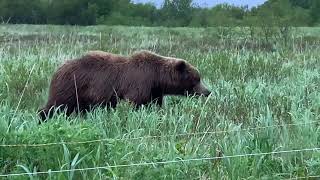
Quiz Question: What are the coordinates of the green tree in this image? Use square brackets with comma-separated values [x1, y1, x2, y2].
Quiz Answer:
[161, 0, 194, 26]
[310, 0, 320, 25]
[254, 0, 311, 27]
[206, 4, 247, 26]
[0, 0, 45, 24]
[189, 7, 210, 27]
[289, 0, 312, 8]
[130, 3, 158, 26]
[46, 0, 97, 25]
[0, 0, 319, 27]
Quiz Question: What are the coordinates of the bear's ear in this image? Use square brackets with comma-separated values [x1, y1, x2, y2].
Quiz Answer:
[175, 61, 186, 72]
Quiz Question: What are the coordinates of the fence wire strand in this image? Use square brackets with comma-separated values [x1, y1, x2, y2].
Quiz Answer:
[1, 147, 320, 177]
[0, 120, 318, 148]
[288, 175, 320, 180]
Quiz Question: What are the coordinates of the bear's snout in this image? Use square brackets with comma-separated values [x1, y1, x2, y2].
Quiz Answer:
[192, 82, 211, 97]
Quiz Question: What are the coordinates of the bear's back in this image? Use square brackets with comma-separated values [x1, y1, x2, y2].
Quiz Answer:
[85, 51, 128, 64]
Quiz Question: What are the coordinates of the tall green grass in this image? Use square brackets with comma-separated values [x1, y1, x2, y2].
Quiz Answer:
[0, 25, 320, 179]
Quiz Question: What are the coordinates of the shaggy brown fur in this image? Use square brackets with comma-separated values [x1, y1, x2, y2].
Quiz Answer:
[38, 50, 210, 122]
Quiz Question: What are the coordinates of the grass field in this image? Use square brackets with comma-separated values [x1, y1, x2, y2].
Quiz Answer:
[0, 25, 320, 179]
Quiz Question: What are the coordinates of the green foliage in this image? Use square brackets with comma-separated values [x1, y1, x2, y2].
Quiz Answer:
[161, 0, 193, 26]
[0, 0, 319, 27]
[0, 0, 45, 24]
[255, 0, 312, 27]
[289, 0, 313, 8]
[310, 0, 320, 25]
[205, 4, 247, 27]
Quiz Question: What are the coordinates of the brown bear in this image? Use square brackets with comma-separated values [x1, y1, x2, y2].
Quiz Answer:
[38, 50, 211, 122]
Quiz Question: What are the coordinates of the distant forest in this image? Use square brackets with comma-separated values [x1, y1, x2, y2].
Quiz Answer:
[0, 0, 319, 27]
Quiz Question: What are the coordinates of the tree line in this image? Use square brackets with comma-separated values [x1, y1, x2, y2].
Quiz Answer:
[0, 0, 319, 27]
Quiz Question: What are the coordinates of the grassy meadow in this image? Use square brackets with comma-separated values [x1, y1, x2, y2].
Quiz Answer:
[0, 25, 320, 179]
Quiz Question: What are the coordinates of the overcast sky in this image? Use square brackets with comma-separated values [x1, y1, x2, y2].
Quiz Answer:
[133, 0, 267, 8]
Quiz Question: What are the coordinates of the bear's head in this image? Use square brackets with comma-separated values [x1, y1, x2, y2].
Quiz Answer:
[131, 50, 211, 97]
[168, 59, 211, 97]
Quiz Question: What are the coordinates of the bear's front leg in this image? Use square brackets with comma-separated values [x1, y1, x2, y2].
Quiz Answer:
[151, 87, 164, 107]
[152, 95, 163, 107]
[124, 90, 152, 107]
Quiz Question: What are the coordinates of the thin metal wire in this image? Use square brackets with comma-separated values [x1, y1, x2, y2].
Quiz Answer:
[286, 175, 320, 180]
[1, 147, 320, 177]
[6, 64, 36, 133]
[1, 121, 318, 147]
